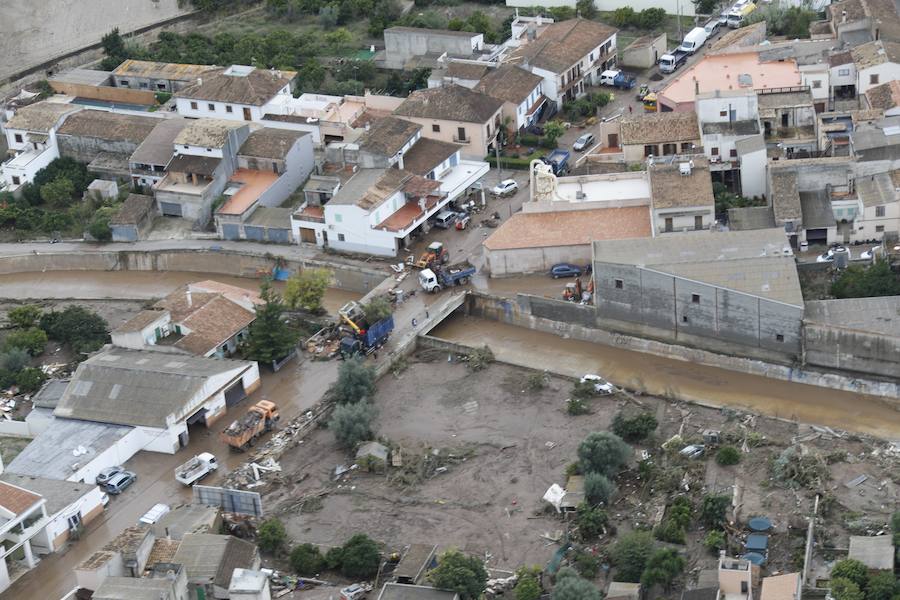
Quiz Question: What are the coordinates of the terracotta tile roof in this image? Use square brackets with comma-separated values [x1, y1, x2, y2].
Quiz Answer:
[394, 84, 502, 123]
[445, 62, 491, 81]
[5, 101, 81, 132]
[649, 157, 714, 209]
[475, 64, 543, 104]
[510, 18, 617, 74]
[175, 295, 255, 356]
[238, 128, 305, 159]
[828, 50, 853, 67]
[0, 480, 42, 516]
[176, 66, 296, 106]
[146, 538, 182, 567]
[708, 22, 766, 52]
[770, 170, 801, 222]
[357, 116, 422, 157]
[865, 79, 900, 110]
[167, 154, 221, 177]
[56, 110, 158, 143]
[829, 0, 867, 23]
[174, 119, 245, 148]
[484, 207, 651, 251]
[401, 137, 460, 176]
[851, 40, 900, 69]
[621, 112, 700, 145]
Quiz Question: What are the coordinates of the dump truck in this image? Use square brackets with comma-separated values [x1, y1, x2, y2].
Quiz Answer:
[599, 70, 636, 89]
[340, 314, 395, 358]
[220, 400, 280, 451]
[419, 264, 476, 293]
[659, 49, 689, 74]
[542, 149, 570, 175]
[415, 241, 450, 269]
[175, 452, 218, 486]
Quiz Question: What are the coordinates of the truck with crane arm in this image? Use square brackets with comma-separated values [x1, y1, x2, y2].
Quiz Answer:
[338, 301, 395, 359]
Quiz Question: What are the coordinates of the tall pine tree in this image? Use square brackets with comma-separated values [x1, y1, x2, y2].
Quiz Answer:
[244, 280, 297, 365]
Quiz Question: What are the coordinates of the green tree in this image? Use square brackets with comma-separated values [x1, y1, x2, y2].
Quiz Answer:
[0, 349, 30, 373]
[575, 503, 608, 540]
[864, 571, 899, 600]
[15, 367, 46, 393]
[299, 58, 327, 91]
[577, 0, 597, 19]
[8, 305, 42, 329]
[611, 7, 636, 27]
[694, 0, 718, 14]
[831, 578, 865, 600]
[584, 472, 616, 506]
[831, 559, 868, 590]
[39, 305, 109, 354]
[328, 357, 376, 404]
[340, 534, 381, 578]
[429, 549, 488, 600]
[40, 177, 76, 209]
[325, 545, 345, 570]
[4, 328, 48, 355]
[699, 494, 731, 527]
[703, 530, 726, 553]
[832, 260, 900, 299]
[610, 531, 654, 582]
[88, 214, 112, 242]
[100, 28, 128, 70]
[283, 268, 332, 312]
[363, 297, 392, 323]
[551, 568, 601, 600]
[612, 412, 658, 442]
[257, 518, 287, 554]
[290, 543, 324, 575]
[638, 8, 667, 29]
[514, 567, 542, 600]
[243, 281, 297, 365]
[577, 432, 631, 477]
[574, 550, 600, 578]
[329, 401, 376, 448]
[542, 121, 566, 147]
[892, 510, 900, 546]
[641, 548, 686, 593]
[716, 446, 741, 466]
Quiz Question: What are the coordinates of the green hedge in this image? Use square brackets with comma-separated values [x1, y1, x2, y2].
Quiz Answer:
[486, 155, 544, 170]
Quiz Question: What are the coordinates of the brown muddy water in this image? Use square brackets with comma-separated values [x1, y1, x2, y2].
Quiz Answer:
[430, 315, 900, 440]
[0, 270, 361, 313]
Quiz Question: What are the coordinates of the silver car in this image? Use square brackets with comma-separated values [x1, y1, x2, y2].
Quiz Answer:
[95, 465, 124, 486]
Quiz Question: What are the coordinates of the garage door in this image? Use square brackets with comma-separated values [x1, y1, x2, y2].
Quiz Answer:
[244, 226, 265, 241]
[221, 224, 241, 240]
[159, 202, 183, 217]
[267, 228, 290, 243]
[298, 227, 316, 243]
[806, 228, 828, 244]
[224, 381, 246, 406]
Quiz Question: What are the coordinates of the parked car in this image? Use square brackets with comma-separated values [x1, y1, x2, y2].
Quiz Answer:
[860, 245, 880, 260]
[433, 210, 458, 229]
[139, 503, 171, 525]
[340, 584, 371, 600]
[580, 374, 615, 395]
[718, 10, 729, 24]
[573, 133, 596, 151]
[550, 263, 582, 278]
[491, 179, 519, 197]
[704, 19, 721, 36]
[680, 444, 705, 459]
[816, 245, 848, 262]
[104, 471, 136, 495]
[95, 465, 124, 487]
[455, 213, 471, 230]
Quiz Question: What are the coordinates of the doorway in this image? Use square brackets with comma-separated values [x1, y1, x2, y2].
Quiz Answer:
[243, 107, 252, 121]
[607, 133, 618, 148]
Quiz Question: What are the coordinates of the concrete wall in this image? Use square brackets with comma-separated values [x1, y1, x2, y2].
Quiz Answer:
[485, 243, 591, 277]
[462, 291, 900, 398]
[384, 30, 482, 69]
[804, 321, 900, 379]
[58, 135, 142, 166]
[0, 248, 386, 294]
[592, 263, 803, 360]
[620, 34, 668, 69]
[48, 81, 157, 105]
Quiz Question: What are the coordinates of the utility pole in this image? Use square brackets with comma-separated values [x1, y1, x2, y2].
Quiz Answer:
[495, 137, 503, 183]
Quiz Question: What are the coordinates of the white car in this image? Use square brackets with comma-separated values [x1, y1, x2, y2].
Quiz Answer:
[573, 133, 595, 151]
[341, 584, 370, 600]
[491, 179, 518, 197]
[580, 374, 615, 395]
[139, 503, 171, 525]
[815, 245, 847, 263]
[860, 246, 880, 260]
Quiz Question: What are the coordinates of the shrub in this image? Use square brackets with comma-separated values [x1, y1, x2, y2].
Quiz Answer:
[611, 6, 636, 26]
[514, 567, 542, 600]
[584, 472, 616, 506]
[829, 578, 864, 600]
[573, 550, 600, 578]
[256, 518, 287, 554]
[577, 432, 631, 477]
[703, 530, 726, 553]
[641, 548, 686, 592]
[525, 371, 549, 391]
[638, 7, 666, 29]
[655, 497, 692, 544]
[575, 503, 608, 539]
[699, 494, 730, 527]
[324, 546, 344, 570]
[290, 543, 323, 575]
[0, 348, 30, 373]
[610, 531, 654, 582]
[612, 412, 658, 442]
[87, 215, 112, 242]
[830, 559, 868, 590]
[284, 268, 332, 313]
[8, 305, 42, 329]
[716, 446, 741, 466]
[831, 259, 900, 299]
[339, 534, 381, 578]
[39, 305, 109, 355]
[362, 297, 393, 323]
[328, 401, 376, 448]
[567, 396, 590, 415]
[15, 367, 46, 393]
[4, 328, 48, 355]
[864, 571, 900, 600]
[328, 357, 376, 404]
[429, 549, 487, 600]
[551, 569, 601, 600]
[466, 345, 494, 371]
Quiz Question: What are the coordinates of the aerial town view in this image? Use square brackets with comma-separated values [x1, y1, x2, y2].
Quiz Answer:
[0, 0, 898, 599]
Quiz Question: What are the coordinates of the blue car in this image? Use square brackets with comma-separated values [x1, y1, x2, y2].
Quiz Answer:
[550, 263, 582, 278]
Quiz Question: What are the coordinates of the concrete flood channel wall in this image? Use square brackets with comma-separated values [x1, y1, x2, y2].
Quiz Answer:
[418, 291, 900, 439]
[0, 248, 386, 295]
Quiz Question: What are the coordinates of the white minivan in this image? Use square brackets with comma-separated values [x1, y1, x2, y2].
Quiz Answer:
[679, 27, 709, 54]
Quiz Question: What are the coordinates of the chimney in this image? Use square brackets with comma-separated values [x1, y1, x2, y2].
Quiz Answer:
[197, 77, 202, 87]
[842, 9, 847, 23]
[186, 288, 192, 308]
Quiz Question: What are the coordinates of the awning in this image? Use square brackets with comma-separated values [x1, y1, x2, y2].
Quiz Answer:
[526, 94, 549, 117]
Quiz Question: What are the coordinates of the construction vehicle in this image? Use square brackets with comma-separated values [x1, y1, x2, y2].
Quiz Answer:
[415, 241, 449, 269]
[542, 149, 570, 175]
[419, 264, 476, 293]
[636, 84, 651, 102]
[175, 452, 218, 486]
[338, 301, 395, 359]
[562, 277, 594, 303]
[659, 49, 689, 74]
[642, 92, 658, 112]
[220, 401, 280, 451]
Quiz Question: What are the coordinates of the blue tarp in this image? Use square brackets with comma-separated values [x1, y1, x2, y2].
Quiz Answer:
[744, 552, 766, 566]
[745, 533, 769, 552]
[749, 517, 772, 532]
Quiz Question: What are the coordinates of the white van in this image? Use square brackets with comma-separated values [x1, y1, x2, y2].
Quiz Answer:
[679, 27, 709, 54]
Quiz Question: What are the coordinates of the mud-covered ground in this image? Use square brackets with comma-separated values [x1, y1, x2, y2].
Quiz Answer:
[262, 354, 899, 595]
